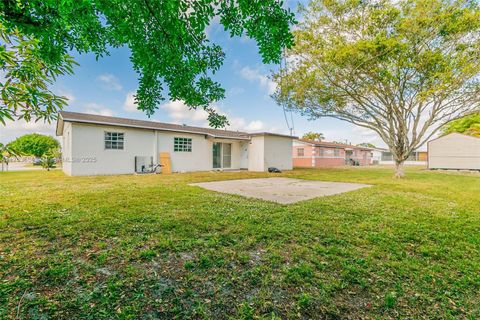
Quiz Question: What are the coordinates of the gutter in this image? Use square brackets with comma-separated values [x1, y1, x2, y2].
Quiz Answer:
[60, 117, 251, 141]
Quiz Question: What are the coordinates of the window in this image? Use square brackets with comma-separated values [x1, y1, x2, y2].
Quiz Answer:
[105, 132, 124, 150]
[381, 152, 393, 161]
[407, 152, 418, 161]
[334, 149, 340, 157]
[297, 148, 304, 157]
[174, 137, 192, 152]
[319, 148, 325, 157]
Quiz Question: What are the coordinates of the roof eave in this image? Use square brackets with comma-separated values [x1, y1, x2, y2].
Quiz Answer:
[211, 135, 251, 141]
[55, 115, 64, 136]
[250, 132, 297, 139]
[61, 117, 251, 140]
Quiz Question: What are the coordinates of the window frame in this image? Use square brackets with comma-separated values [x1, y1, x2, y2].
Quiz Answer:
[104, 131, 125, 150]
[174, 137, 192, 152]
[297, 148, 305, 157]
[319, 148, 325, 157]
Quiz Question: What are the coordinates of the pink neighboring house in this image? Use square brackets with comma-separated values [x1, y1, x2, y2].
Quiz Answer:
[293, 139, 372, 167]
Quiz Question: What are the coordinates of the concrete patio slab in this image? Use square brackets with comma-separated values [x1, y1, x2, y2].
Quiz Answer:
[190, 177, 371, 204]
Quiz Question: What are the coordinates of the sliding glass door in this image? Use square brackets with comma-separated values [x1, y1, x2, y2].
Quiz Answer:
[212, 142, 232, 169]
[222, 143, 232, 168]
[213, 142, 222, 169]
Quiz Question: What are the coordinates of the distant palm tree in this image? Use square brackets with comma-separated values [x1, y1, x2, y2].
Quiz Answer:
[357, 142, 376, 148]
[302, 131, 325, 141]
[465, 124, 480, 137]
[0, 143, 19, 172]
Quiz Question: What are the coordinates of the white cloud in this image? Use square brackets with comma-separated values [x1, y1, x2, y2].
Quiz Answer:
[97, 73, 122, 91]
[0, 70, 6, 84]
[239, 66, 277, 95]
[205, 16, 221, 39]
[227, 87, 245, 96]
[123, 91, 140, 113]
[225, 117, 248, 131]
[226, 118, 266, 132]
[227, 119, 265, 132]
[160, 100, 209, 124]
[0, 119, 56, 143]
[244, 120, 265, 131]
[351, 126, 384, 147]
[84, 103, 115, 117]
[159, 100, 271, 133]
[58, 90, 76, 104]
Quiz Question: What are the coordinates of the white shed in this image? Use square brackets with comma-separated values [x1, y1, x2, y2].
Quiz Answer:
[428, 133, 480, 170]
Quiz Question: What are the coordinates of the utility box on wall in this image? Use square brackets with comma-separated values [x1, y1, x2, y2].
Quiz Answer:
[135, 156, 153, 173]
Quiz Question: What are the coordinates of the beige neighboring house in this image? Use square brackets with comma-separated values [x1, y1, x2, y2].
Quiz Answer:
[428, 133, 480, 170]
[56, 111, 295, 176]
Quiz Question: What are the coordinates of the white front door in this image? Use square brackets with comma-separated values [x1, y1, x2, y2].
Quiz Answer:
[240, 142, 248, 169]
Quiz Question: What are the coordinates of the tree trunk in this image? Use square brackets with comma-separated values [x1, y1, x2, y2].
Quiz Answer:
[394, 161, 405, 178]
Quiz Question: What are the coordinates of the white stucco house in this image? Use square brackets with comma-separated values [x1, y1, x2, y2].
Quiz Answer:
[56, 111, 295, 176]
[428, 133, 480, 170]
[370, 147, 428, 166]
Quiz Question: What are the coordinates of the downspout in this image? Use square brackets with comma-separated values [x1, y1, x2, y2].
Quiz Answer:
[154, 130, 158, 165]
[312, 147, 316, 167]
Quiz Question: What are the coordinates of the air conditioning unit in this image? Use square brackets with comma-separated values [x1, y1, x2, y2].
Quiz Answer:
[135, 156, 153, 173]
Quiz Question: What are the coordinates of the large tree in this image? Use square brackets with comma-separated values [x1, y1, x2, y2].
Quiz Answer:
[274, 0, 480, 177]
[0, 25, 76, 125]
[0, 0, 295, 127]
[9, 133, 60, 158]
[0, 142, 18, 171]
[441, 113, 480, 137]
[357, 143, 376, 149]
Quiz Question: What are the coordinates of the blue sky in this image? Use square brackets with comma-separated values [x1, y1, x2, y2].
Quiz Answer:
[0, 2, 382, 146]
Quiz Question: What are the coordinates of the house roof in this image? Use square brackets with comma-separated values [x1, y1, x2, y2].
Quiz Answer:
[428, 132, 480, 143]
[295, 139, 373, 150]
[56, 111, 296, 140]
[249, 132, 298, 139]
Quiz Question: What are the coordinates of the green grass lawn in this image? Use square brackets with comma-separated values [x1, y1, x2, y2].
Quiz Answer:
[1, 167, 479, 319]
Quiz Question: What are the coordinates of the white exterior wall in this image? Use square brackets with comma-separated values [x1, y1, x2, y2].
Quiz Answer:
[239, 142, 249, 169]
[62, 122, 245, 175]
[61, 122, 73, 175]
[157, 131, 210, 172]
[157, 131, 242, 172]
[371, 150, 382, 164]
[248, 135, 293, 171]
[248, 136, 265, 171]
[428, 133, 480, 170]
[375, 149, 427, 166]
[69, 123, 155, 176]
[263, 135, 293, 170]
